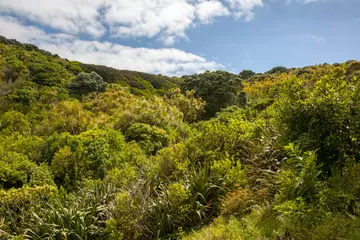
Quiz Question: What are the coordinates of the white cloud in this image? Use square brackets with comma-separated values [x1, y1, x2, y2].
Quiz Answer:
[106, 0, 197, 44]
[160, 35, 178, 46]
[0, 16, 222, 76]
[0, 0, 107, 37]
[0, 16, 46, 42]
[225, 0, 264, 21]
[196, 0, 230, 23]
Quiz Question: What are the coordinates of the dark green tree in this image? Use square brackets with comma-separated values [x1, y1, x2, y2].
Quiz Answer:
[266, 66, 288, 74]
[239, 69, 256, 80]
[181, 70, 245, 118]
[68, 72, 107, 95]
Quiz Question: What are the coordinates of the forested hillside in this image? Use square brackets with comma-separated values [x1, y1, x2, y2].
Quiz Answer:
[1, 36, 360, 240]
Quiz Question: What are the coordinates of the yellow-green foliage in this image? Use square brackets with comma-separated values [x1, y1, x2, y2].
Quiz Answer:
[221, 188, 255, 218]
[165, 88, 205, 122]
[107, 186, 152, 240]
[0, 134, 44, 162]
[89, 84, 183, 131]
[0, 148, 54, 189]
[125, 123, 169, 155]
[0, 185, 58, 236]
[183, 216, 261, 240]
[155, 142, 191, 179]
[35, 100, 101, 135]
[0, 185, 57, 207]
[0, 110, 30, 135]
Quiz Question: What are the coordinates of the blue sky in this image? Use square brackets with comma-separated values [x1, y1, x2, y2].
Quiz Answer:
[182, 0, 360, 73]
[0, 0, 359, 76]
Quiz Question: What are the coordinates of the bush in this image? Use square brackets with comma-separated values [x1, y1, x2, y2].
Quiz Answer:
[0, 149, 37, 189]
[107, 181, 153, 240]
[165, 88, 205, 123]
[271, 74, 360, 172]
[35, 100, 98, 135]
[50, 129, 126, 188]
[125, 123, 169, 155]
[266, 66, 288, 74]
[0, 110, 30, 135]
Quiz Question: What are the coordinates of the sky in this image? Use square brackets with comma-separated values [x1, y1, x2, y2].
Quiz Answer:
[0, 0, 359, 76]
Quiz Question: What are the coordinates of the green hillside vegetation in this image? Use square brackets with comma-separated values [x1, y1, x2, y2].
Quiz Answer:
[0, 36, 182, 98]
[1, 36, 360, 240]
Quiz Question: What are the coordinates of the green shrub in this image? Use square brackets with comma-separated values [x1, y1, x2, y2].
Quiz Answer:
[0, 110, 30, 135]
[125, 123, 169, 155]
[107, 181, 153, 240]
[50, 129, 126, 188]
[0, 150, 37, 189]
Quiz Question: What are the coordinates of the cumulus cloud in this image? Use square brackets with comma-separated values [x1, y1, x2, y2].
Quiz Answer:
[0, 0, 107, 37]
[0, 16, 47, 42]
[0, 16, 222, 76]
[0, 0, 265, 45]
[225, 0, 264, 21]
[196, 0, 230, 23]
[106, 0, 196, 44]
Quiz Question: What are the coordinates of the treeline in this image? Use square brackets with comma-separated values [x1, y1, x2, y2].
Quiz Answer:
[1, 36, 360, 240]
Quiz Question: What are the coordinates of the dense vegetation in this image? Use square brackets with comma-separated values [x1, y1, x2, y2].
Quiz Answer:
[1, 36, 360, 240]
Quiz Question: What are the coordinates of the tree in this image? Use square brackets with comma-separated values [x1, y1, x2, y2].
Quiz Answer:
[239, 70, 256, 80]
[266, 66, 288, 74]
[181, 71, 245, 118]
[68, 71, 107, 95]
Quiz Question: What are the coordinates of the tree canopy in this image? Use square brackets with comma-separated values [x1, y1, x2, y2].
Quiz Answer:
[181, 70, 245, 118]
[68, 71, 107, 95]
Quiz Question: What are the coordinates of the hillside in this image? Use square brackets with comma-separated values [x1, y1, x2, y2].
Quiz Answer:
[1, 36, 360, 240]
[0, 35, 182, 97]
